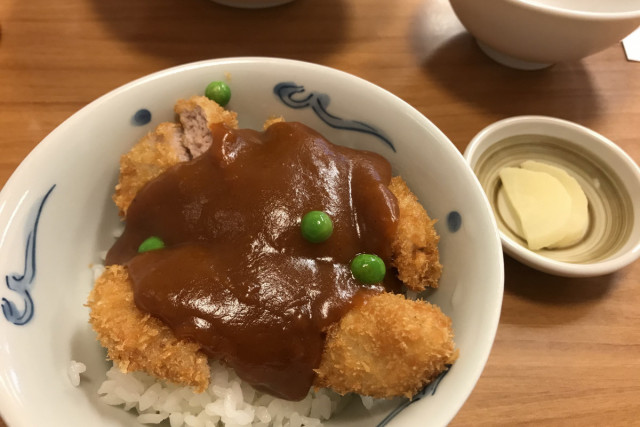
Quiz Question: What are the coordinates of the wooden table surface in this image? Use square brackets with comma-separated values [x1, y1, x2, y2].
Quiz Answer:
[1, 0, 639, 425]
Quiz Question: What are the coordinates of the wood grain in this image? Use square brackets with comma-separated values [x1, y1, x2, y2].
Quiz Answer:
[1, 0, 639, 425]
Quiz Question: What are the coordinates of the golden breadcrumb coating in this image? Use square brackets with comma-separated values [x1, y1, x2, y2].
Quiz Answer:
[314, 292, 457, 398]
[389, 176, 442, 290]
[112, 123, 182, 217]
[87, 265, 210, 392]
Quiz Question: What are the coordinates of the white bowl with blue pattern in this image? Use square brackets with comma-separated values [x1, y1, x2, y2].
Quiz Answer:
[0, 57, 503, 427]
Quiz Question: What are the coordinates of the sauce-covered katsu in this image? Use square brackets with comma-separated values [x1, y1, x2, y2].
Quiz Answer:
[88, 94, 456, 404]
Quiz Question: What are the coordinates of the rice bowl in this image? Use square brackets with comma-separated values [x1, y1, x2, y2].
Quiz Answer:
[0, 57, 503, 426]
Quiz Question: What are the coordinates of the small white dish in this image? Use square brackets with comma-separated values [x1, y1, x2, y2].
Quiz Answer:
[0, 58, 503, 427]
[465, 115, 640, 277]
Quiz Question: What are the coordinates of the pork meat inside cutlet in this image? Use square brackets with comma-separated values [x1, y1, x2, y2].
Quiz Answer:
[175, 95, 238, 159]
[113, 96, 238, 216]
[90, 97, 450, 395]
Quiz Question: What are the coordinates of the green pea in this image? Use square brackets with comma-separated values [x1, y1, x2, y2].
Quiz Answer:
[350, 254, 386, 284]
[138, 236, 165, 253]
[301, 211, 333, 243]
[205, 81, 231, 107]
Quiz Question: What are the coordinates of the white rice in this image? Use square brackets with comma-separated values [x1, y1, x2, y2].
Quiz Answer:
[97, 361, 343, 426]
[68, 360, 87, 387]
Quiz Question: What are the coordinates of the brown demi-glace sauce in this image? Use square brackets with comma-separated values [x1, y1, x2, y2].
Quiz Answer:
[106, 121, 400, 400]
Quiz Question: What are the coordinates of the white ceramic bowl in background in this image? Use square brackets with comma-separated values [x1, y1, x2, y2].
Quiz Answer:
[449, 0, 640, 69]
[0, 58, 503, 427]
[465, 115, 640, 277]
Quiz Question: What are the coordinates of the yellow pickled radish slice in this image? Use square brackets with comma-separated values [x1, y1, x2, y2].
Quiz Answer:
[496, 186, 524, 237]
[499, 167, 571, 250]
[520, 160, 589, 248]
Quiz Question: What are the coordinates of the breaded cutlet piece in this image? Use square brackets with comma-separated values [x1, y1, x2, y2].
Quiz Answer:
[87, 265, 210, 392]
[91, 102, 449, 397]
[315, 292, 457, 398]
[113, 123, 184, 217]
[262, 120, 440, 291]
[174, 96, 238, 159]
[113, 96, 238, 216]
[389, 176, 442, 290]
[89, 267, 455, 398]
[114, 108, 441, 290]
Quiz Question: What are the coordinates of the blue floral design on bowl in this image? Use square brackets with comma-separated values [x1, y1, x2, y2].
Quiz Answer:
[274, 82, 396, 152]
[377, 365, 452, 427]
[132, 108, 152, 126]
[2, 185, 56, 325]
[447, 211, 463, 233]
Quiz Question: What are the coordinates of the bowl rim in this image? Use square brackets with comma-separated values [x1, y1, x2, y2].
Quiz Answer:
[0, 57, 505, 427]
[505, 0, 640, 20]
[464, 115, 640, 277]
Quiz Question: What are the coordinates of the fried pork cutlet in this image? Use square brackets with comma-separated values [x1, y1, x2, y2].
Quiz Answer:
[87, 265, 210, 392]
[89, 96, 453, 397]
[88, 267, 456, 398]
[112, 100, 440, 293]
[315, 292, 456, 398]
[112, 123, 184, 217]
[113, 96, 238, 217]
[389, 176, 442, 291]
[174, 96, 238, 158]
